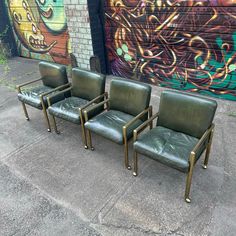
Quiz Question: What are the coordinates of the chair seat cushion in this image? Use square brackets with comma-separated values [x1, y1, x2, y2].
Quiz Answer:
[134, 126, 201, 172]
[18, 85, 52, 109]
[85, 110, 143, 144]
[48, 96, 89, 124]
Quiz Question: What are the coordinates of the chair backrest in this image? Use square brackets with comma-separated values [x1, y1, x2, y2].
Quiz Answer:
[109, 79, 151, 118]
[39, 61, 68, 88]
[71, 68, 106, 101]
[157, 90, 217, 138]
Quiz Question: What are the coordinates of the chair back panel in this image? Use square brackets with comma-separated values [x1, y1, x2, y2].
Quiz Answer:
[109, 79, 151, 118]
[157, 91, 217, 138]
[71, 68, 106, 101]
[39, 62, 68, 88]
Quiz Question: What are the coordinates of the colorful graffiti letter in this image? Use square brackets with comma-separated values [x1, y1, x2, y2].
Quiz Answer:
[105, 0, 236, 100]
[6, 0, 70, 64]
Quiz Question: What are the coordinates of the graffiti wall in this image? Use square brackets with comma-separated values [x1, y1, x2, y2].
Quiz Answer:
[104, 0, 236, 100]
[5, 0, 70, 64]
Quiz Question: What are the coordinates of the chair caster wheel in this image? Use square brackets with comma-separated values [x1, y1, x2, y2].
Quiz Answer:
[127, 165, 132, 170]
[26, 117, 30, 121]
[84, 146, 88, 149]
[133, 172, 137, 177]
[91, 147, 95, 151]
[202, 165, 207, 169]
[185, 198, 191, 203]
[47, 128, 51, 132]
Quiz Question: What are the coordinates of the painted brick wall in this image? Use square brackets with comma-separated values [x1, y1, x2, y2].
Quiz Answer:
[64, 0, 93, 70]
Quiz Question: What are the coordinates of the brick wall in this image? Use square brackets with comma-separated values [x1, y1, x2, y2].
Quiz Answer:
[64, 0, 93, 70]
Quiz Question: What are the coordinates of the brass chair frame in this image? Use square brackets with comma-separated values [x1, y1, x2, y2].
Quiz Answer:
[83, 99, 153, 169]
[17, 79, 70, 132]
[47, 88, 108, 149]
[132, 112, 215, 203]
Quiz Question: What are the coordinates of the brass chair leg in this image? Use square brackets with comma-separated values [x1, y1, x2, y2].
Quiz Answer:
[185, 152, 195, 203]
[40, 96, 51, 132]
[42, 106, 51, 132]
[51, 115, 60, 134]
[86, 129, 94, 151]
[79, 109, 88, 149]
[21, 102, 30, 120]
[202, 129, 214, 169]
[133, 151, 138, 176]
[124, 137, 131, 170]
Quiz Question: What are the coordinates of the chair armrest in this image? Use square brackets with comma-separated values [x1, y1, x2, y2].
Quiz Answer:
[16, 78, 42, 92]
[79, 92, 108, 113]
[47, 86, 72, 106]
[133, 112, 159, 141]
[39, 83, 71, 99]
[191, 124, 215, 155]
[83, 99, 109, 122]
[123, 106, 152, 130]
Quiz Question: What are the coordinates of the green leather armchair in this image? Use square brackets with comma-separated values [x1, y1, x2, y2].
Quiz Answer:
[47, 68, 106, 148]
[17, 61, 69, 132]
[83, 78, 152, 169]
[132, 90, 217, 203]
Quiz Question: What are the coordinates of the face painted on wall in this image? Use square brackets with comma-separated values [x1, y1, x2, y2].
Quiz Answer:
[8, 0, 57, 53]
[36, 0, 67, 32]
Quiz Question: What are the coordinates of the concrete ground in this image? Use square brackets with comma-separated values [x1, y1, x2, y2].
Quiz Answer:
[0, 57, 236, 236]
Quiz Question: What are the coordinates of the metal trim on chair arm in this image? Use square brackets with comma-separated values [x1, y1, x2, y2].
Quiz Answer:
[79, 92, 108, 113]
[191, 123, 215, 155]
[83, 99, 110, 122]
[39, 83, 71, 100]
[123, 106, 153, 131]
[46, 86, 72, 106]
[16, 78, 42, 92]
[133, 112, 159, 141]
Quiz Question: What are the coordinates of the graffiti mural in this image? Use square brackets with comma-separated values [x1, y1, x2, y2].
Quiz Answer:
[5, 0, 70, 64]
[105, 0, 236, 100]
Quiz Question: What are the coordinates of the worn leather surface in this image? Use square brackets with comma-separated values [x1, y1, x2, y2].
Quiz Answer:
[18, 85, 52, 109]
[109, 79, 151, 120]
[48, 97, 89, 124]
[39, 61, 68, 88]
[157, 90, 217, 138]
[71, 68, 105, 101]
[134, 126, 201, 172]
[85, 110, 143, 144]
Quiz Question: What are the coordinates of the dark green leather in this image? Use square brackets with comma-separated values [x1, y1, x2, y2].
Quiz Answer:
[71, 68, 105, 101]
[85, 110, 143, 144]
[39, 61, 68, 88]
[157, 91, 217, 139]
[48, 97, 88, 124]
[134, 90, 217, 172]
[109, 79, 151, 120]
[18, 85, 52, 109]
[84, 79, 152, 144]
[48, 69, 106, 123]
[134, 126, 204, 172]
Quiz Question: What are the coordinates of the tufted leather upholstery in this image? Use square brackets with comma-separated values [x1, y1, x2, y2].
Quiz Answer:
[109, 79, 151, 121]
[39, 61, 68, 88]
[85, 78, 152, 144]
[85, 110, 143, 144]
[48, 68, 106, 123]
[18, 85, 52, 109]
[156, 91, 217, 139]
[71, 68, 106, 101]
[18, 62, 68, 109]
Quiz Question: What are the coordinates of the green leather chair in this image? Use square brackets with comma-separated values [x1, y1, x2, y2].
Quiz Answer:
[47, 68, 106, 148]
[83, 78, 152, 169]
[17, 61, 69, 132]
[132, 90, 217, 203]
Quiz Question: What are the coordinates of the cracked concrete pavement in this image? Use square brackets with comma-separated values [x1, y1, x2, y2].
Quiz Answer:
[0, 57, 236, 236]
